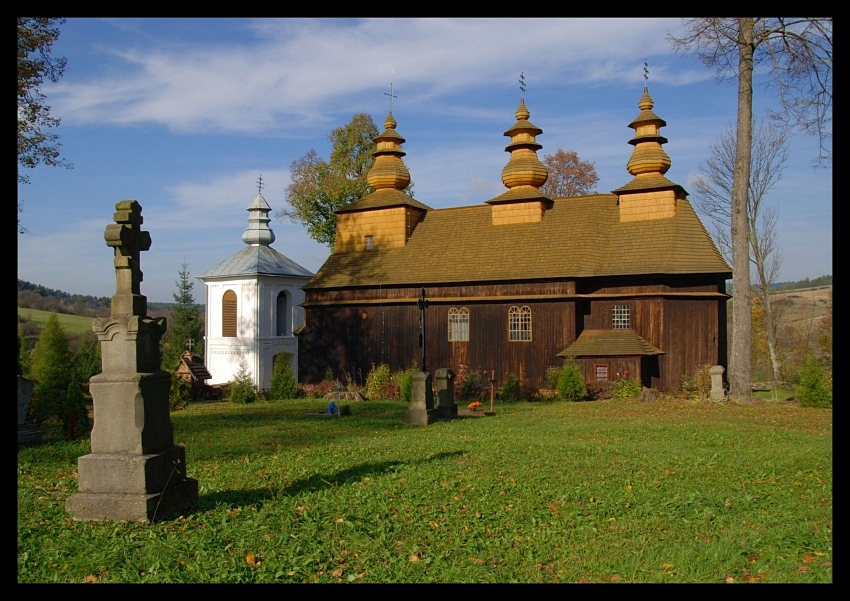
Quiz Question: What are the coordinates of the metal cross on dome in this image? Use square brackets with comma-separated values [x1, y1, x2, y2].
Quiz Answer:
[257, 174, 264, 194]
[519, 71, 526, 100]
[385, 69, 397, 112]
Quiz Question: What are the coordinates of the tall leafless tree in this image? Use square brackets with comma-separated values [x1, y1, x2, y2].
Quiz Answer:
[670, 17, 832, 401]
[691, 121, 788, 382]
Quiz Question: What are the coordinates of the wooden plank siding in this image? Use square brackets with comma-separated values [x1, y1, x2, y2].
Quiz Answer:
[298, 275, 728, 392]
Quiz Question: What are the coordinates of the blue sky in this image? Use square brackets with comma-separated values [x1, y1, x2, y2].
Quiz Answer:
[18, 18, 832, 303]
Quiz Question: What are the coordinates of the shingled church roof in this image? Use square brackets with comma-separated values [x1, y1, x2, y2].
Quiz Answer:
[305, 194, 729, 289]
[557, 329, 664, 357]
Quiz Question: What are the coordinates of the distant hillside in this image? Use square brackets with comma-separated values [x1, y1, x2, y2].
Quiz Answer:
[724, 275, 831, 295]
[17, 279, 203, 317]
[771, 274, 832, 292]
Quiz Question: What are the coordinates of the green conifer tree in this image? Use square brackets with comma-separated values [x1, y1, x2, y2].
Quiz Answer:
[269, 355, 299, 400]
[230, 359, 258, 404]
[29, 312, 90, 439]
[162, 261, 204, 371]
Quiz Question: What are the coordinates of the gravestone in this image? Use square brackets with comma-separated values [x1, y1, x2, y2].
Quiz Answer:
[17, 375, 42, 447]
[710, 365, 726, 401]
[435, 368, 457, 420]
[404, 371, 437, 425]
[66, 200, 198, 522]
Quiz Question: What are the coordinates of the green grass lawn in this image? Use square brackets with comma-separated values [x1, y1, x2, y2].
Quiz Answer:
[17, 397, 832, 583]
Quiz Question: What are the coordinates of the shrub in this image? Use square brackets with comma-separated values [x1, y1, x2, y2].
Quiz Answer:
[500, 374, 523, 402]
[611, 377, 642, 401]
[365, 363, 393, 400]
[395, 365, 418, 403]
[682, 363, 712, 400]
[229, 360, 258, 404]
[455, 364, 489, 402]
[169, 372, 192, 411]
[269, 357, 299, 400]
[378, 378, 400, 401]
[499, 374, 539, 402]
[298, 379, 337, 399]
[586, 380, 613, 401]
[545, 366, 561, 391]
[556, 357, 587, 402]
[795, 356, 832, 408]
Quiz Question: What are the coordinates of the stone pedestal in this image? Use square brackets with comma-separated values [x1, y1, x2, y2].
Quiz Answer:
[435, 368, 457, 420]
[404, 371, 437, 425]
[67, 318, 198, 522]
[710, 365, 726, 401]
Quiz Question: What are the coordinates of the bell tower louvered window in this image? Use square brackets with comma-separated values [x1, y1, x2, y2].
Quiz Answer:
[222, 290, 237, 337]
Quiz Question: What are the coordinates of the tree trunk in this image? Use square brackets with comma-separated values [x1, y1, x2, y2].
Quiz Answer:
[729, 18, 755, 402]
[759, 286, 781, 381]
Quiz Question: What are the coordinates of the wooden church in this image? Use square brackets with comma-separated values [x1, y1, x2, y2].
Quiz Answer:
[296, 86, 731, 392]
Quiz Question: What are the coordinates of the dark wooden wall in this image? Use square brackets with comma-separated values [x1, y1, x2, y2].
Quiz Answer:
[298, 275, 728, 392]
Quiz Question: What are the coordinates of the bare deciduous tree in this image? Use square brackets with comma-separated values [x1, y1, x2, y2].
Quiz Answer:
[670, 17, 832, 401]
[691, 121, 788, 381]
[540, 149, 599, 198]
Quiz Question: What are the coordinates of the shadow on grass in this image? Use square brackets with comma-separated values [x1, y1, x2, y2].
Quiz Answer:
[198, 450, 466, 511]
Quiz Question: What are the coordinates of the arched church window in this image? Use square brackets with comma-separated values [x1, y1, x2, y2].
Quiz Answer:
[448, 307, 469, 341]
[508, 305, 532, 341]
[276, 291, 289, 336]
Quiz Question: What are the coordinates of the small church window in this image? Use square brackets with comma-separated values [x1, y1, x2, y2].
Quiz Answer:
[448, 307, 469, 341]
[509, 305, 532, 341]
[613, 304, 630, 329]
[595, 364, 609, 381]
[365, 235, 374, 250]
[222, 290, 237, 337]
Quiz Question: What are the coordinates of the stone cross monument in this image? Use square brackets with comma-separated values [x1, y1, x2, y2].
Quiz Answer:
[405, 288, 436, 425]
[66, 200, 198, 522]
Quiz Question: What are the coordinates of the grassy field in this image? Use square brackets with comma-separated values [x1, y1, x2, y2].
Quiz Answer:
[17, 397, 832, 583]
[17, 307, 94, 337]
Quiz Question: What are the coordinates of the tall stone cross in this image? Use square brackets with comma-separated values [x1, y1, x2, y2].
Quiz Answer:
[67, 199, 198, 522]
[103, 200, 151, 317]
[417, 287, 429, 372]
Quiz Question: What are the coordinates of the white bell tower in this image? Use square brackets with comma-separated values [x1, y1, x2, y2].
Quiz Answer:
[199, 189, 313, 392]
